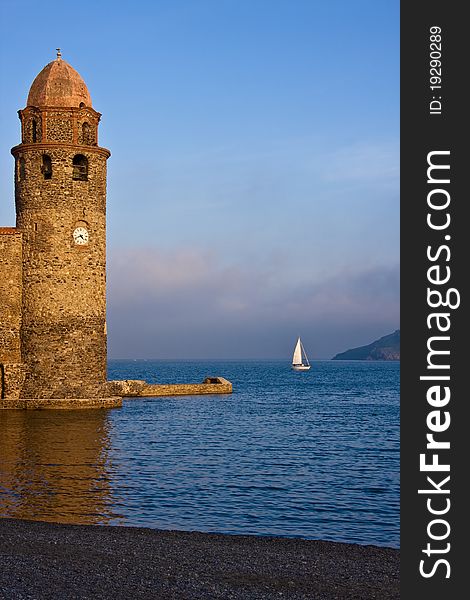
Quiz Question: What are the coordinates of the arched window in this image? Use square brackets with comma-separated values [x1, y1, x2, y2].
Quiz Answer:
[42, 155, 52, 180]
[19, 157, 26, 181]
[32, 119, 37, 142]
[82, 122, 92, 145]
[72, 154, 88, 181]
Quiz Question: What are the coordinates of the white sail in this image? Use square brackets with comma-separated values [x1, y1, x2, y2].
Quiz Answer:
[292, 338, 302, 365]
[300, 339, 310, 366]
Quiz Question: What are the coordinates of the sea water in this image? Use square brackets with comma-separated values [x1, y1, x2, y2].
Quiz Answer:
[0, 360, 399, 548]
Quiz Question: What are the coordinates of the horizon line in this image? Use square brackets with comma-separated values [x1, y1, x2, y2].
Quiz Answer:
[107, 357, 400, 362]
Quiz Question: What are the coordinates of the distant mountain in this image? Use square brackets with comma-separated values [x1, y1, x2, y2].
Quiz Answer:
[332, 330, 400, 361]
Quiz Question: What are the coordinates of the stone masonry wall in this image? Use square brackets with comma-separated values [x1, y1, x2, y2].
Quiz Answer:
[0, 363, 27, 399]
[0, 395, 122, 409]
[12, 135, 110, 398]
[0, 229, 25, 400]
[0, 229, 23, 364]
[46, 116, 73, 143]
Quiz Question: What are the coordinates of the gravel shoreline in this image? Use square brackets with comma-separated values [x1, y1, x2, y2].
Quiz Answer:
[0, 518, 399, 599]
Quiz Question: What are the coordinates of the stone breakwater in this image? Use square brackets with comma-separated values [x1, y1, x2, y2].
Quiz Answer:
[106, 376, 233, 398]
[0, 377, 232, 409]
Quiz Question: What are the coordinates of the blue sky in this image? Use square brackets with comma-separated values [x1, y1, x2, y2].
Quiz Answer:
[0, 0, 399, 359]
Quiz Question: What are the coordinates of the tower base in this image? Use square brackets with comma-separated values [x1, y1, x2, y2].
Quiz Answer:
[0, 396, 122, 410]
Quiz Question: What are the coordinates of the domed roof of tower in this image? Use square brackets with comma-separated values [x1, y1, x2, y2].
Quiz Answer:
[27, 50, 92, 108]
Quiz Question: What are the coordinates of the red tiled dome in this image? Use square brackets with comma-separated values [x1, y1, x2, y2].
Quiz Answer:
[27, 55, 92, 108]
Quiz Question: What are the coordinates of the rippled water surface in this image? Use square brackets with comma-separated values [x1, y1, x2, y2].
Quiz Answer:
[0, 360, 399, 547]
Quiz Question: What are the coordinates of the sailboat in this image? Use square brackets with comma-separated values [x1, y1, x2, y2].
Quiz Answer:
[292, 337, 311, 371]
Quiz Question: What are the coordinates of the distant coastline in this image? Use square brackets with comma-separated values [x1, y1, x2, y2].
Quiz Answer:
[332, 330, 400, 361]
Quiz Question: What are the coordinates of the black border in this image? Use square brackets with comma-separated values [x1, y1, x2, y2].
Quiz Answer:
[401, 2, 467, 597]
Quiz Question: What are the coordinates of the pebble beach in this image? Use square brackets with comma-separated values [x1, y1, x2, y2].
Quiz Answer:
[0, 519, 399, 599]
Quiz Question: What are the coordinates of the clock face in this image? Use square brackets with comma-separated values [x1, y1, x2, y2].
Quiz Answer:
[73, 226, 89, 245]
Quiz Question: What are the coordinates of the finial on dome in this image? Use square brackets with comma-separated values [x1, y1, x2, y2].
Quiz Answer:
[56, 48, 62, 59]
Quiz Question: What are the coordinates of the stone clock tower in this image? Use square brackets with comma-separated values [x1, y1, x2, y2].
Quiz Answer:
[6, 51, 116, 404]
[1, 53, 230, 407]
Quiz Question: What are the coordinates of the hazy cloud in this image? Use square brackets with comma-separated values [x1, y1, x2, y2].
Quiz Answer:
[107, 246, 399, 359]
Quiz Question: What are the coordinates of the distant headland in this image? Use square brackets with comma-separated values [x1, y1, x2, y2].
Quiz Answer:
[332, 330, 400, 361]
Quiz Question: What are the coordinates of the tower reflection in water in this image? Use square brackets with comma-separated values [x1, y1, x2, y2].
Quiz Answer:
[0, 410, 122, 524]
